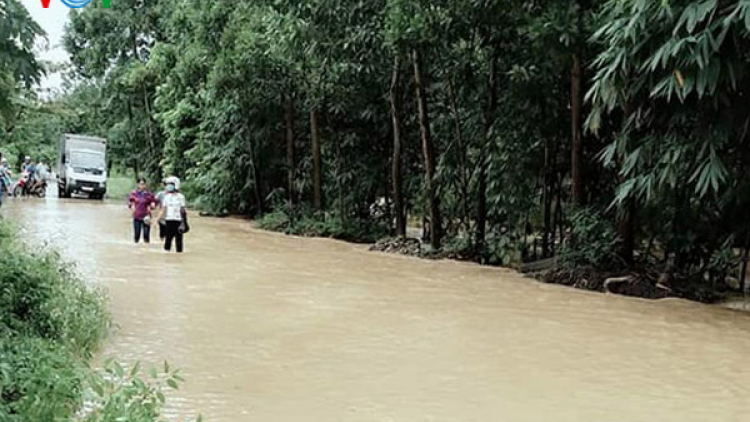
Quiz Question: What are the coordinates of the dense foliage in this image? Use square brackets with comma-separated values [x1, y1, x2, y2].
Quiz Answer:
[0, 0, 44, 138]
[4, 0, 750, 292]
[60, 0, 588, 260]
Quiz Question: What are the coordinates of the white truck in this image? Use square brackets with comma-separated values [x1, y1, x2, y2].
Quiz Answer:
[57, 134, 108, 199]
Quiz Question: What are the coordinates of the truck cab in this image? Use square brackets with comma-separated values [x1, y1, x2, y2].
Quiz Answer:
[58, 134, 108, 199]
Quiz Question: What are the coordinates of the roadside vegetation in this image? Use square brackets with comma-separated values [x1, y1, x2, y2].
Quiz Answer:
[0, 219, 185, 421]
[105, 168, 137, 200]
[3, 0, 750, 302]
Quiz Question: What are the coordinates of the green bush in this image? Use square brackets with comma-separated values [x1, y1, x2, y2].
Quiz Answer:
[83, 360, 186, 422]
[0, 337, 84, 422]
[559, 208, 622, 270]
[0, 234, 109, 355]
[0, 220, 189, 421]
[257, 209, 291, 232]
[258, 207, 389, 243]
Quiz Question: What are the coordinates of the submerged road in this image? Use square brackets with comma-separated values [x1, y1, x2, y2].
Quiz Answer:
[4, 197, 750, 422]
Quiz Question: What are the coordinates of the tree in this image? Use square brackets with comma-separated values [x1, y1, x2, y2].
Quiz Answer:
[589, 0, 750, 278]
[0, 0, 44, 130]
[390, 53, 406, 237]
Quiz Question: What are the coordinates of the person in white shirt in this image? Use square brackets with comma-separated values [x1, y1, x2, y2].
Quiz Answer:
[155, 176, 187, 253]
[36, 160, 48, 181]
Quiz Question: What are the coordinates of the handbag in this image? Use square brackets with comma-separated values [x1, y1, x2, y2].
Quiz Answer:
[179, 211, 190, 234]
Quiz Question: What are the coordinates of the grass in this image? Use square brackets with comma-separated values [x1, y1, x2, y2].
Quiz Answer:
[106, 169, 135, 200]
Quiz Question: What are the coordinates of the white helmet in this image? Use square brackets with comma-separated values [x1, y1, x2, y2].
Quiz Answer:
[165, 176, 180, 190]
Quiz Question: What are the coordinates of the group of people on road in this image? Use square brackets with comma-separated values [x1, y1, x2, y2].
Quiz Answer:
[128, 176, 188, 253]
[0, 152, 49, 210]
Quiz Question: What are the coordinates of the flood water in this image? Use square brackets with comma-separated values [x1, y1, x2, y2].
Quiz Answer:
[4, 197, 750, 422]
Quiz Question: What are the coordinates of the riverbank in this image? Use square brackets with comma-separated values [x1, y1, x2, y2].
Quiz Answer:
[253, 225, 736, 305]
[370, 237, 735, 304]
[0, 219, 182, 421]
[0, 219, 108, 419]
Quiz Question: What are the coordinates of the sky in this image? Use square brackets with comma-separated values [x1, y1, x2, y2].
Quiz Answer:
[19, 0, 71, 93]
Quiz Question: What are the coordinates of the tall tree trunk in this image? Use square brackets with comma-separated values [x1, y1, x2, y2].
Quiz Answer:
[390, 54, 406, 237]
[336, 135, 345, 221]
[617, 104, 635, 265]
[475, 47, 500, 258]
[412, 48, 442, 249]
[132, 35, 156, 178]
[127, 99, 139, 178]
[311, 108, 323, 210]
[542, 138, 553, 258]
[133, 159, 140, 181]
[447, 75, 470, 233]
[617, 202, 635, 265]
[740, 233, 750, 295]
[141, 84, 158, 178]
[284, 95, 296, 206]
[142, 84, 155, 152]
[554, 173, 564, 254]
[571, 51, 584, 205]
[251, 143, 264, 215]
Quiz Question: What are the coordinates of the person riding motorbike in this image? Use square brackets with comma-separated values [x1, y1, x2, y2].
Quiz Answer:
[30, 158, 47, 193]
[12, 158, 46, 197]
[21, 159, 37, 196]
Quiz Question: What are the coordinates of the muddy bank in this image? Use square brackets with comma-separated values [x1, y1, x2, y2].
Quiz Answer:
[370, 238, 733, 304]
[369, 237, 479, 261]
[539, 268, 729, 304]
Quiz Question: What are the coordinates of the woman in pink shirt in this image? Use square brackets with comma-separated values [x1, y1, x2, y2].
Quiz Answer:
[127, 178, 158, 244]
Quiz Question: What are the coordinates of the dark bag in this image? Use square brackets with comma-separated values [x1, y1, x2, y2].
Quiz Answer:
[179, 210, 190, 234]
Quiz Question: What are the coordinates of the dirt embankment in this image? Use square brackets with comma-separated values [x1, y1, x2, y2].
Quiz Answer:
[371, 238, 730, 304]
[540, 268, 728, 303]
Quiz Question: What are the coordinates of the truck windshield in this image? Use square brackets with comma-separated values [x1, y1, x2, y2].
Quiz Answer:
[70, 152, 105, 170]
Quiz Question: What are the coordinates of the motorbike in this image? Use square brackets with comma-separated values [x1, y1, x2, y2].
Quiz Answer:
[12, 175, 47, 198]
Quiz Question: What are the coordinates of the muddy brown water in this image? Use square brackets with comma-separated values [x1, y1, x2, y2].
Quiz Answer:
[4, 197, 750, 422]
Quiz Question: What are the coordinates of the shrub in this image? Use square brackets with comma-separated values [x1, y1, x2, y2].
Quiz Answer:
[0, 220, 189, 421]
[258, 207, 389, 243]
[0, 337, 84, 421]
[559, 208, 622, 270]
[82, 360, 185, 422]
[0, 227, 109, 355]
[257, 209, 291, 232]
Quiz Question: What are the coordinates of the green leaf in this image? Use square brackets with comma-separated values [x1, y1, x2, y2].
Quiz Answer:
[130, 361, 141, 378]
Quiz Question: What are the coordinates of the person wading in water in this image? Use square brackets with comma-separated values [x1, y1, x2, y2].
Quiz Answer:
[128, 178, 157, 244]
[155, 176, 187, 253]
[155, 178, 168, 240]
